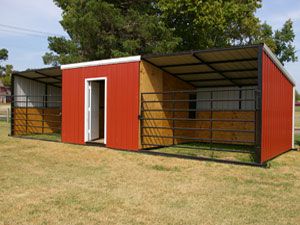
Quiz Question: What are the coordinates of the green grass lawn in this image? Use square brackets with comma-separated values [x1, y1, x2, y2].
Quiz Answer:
[19, 133, 61, 142]
[0, 121, 299, 225]
[150, 142, 256, 163]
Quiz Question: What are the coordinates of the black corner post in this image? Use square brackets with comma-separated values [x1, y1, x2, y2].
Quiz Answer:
[10, 74, 14, 136]
[256, 44, 263, 164]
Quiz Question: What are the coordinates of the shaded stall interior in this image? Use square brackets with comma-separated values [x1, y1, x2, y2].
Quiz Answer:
[139, 45, 260, 162]
[11, 67, 62, 141]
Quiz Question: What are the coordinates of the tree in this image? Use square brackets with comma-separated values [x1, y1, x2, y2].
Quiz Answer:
[0, 48, 12, 86]
[158, 0, 262, 49]
[0, 48, 8, 62]
[43, 0, 180, 66]
[0, 48, 9, 76]
[296, 90, 300, 102]
[44, 0, 297, 65]
[255, 19, 297, 64]
[158, 0, 297, 63]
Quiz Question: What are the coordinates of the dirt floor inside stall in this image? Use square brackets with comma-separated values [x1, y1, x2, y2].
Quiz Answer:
[0, 121, 299, 225]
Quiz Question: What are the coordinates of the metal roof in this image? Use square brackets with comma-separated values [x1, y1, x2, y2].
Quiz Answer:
[12, 44, 294, 89]
[142, 45, 259, 87]
[13, 66, 61, 88]
[142, 44, 295, 87]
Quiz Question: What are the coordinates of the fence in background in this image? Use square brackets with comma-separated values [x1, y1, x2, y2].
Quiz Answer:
[0, 95, 11, 122]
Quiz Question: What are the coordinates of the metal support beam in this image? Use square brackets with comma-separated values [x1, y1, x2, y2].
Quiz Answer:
[162, 57, 257, 69]
[142, 58, 197, 88]
[35, 71, 62, 82]
[192, 53, 241, 86]
[13, 73, 61, 89]
[256, 45, 263, 164]
[174, 68, 257, 76]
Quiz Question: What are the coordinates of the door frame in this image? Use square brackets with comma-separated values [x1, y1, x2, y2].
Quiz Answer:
[84, 77, 107, 144]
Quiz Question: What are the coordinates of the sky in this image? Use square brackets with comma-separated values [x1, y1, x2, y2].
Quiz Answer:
[0, 0, 299, 88]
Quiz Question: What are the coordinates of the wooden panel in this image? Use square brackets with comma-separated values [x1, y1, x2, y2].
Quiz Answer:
[13, 107, 61, 135]
[139, 60, 195, 147]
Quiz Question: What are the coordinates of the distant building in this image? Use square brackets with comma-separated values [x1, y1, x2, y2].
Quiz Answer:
[0, 80, 11, 103]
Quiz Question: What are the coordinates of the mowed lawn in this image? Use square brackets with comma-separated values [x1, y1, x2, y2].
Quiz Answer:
[0, 122, 299, 225]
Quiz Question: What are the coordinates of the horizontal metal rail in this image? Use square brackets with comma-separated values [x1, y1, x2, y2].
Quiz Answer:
[11, 95, 62, 139]
[12, 100, 62, 103]
[140, 87, 258, 164]
[141, 143, 255, 154]
[141, 88, 256, 95]
[12, 95, 61, 97]
[12, 112, 61, 117]
[14, 124, 61, 129]
[13, 118, 61, 123]
[141, 109, 255, 112]
[142, 98, 255, 103]
[140, 117, 255, 122]
[142, 134, 255, 144]
[141, 126, 255, 133]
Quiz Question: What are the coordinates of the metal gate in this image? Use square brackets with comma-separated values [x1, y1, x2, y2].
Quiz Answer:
[11, 95, 62, 141]
[140, 88, 260, 162]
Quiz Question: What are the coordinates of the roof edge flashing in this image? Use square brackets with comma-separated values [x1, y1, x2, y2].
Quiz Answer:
[263, 44, 295, 86]
[61, 55, 141, 70]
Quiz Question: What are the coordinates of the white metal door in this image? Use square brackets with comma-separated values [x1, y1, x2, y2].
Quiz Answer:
[88, 81, 100, 141]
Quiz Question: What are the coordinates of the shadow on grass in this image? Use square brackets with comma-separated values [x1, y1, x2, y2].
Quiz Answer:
[16, 133, 61, 142]
[148, 142, 258, 164]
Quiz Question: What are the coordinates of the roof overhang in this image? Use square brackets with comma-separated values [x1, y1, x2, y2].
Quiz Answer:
[61, 55, 141, 70]
[263, 44, 295, 85]
[13, 44, 294, 89]
[13, 67, 61, 88]
[142, 44, 295, 87]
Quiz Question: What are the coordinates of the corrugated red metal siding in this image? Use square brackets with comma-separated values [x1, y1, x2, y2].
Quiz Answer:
[261, 52, 293, 162]
[62, 62, 140, 151]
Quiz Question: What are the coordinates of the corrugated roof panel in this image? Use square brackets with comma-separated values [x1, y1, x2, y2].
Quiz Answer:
[166, 64, 213, 74]
[223, 70, 257, 79]
[233, 79, 257, 85]
[146, 54, 199, 66]
[191, 80, 233, 87]
[17, 72, 44, 78]
[212, 60, 257, 71]
[177, 73, 224, 81]
[13, 67, 62, 87]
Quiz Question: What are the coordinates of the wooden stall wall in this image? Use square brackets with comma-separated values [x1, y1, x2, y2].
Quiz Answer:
[140, 60, 256, 149]
[13, 108, 61, 135]
[140, 60, 194, 148]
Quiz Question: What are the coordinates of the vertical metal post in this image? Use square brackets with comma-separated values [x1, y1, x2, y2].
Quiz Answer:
[10, 74, 14, 136]
[239, 89, 242, 110]
[140, 93, 144, 147]
[256, 44, 263, 164]
[6, 108, 9, 123]
[25, 96, 28, 134]
[210, 91, 213, 150]
[172, 92, 176, 145]
[42, 95, 45, 134]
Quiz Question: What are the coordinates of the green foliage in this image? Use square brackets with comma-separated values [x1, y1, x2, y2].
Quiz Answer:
[158, 0, 262, 49]
[44, 0, 297, 65]
[0, 48, 8, 61]
[256, 19, 297, 64]
[1, 65, 12, 86]
[0, 49, 12, 86]
[296, 90, 300, 102]
[43, 0, 180, 66]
